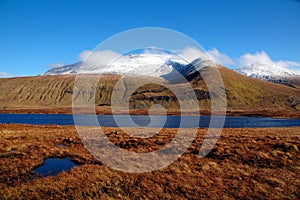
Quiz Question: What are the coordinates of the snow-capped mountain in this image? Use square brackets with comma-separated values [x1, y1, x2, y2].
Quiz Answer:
[43, 62, 82, 75]
[43, 54, 299, 87]
[235, 62, 300, 84]
[43, 53, 213, 77]
[162, 58, 214, 81]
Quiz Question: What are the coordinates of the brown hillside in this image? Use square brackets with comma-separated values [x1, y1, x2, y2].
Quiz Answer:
[0, 67, 299, 117]
[219, 66, 300, 111]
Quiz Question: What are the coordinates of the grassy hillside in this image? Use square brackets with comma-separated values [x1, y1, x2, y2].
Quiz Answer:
[0, 67, 299, 116]
[219, 66, 300, 111]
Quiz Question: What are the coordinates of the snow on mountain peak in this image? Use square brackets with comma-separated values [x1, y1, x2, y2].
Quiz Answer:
[235, 62, 299, 81]
[42, 52, 213, 77]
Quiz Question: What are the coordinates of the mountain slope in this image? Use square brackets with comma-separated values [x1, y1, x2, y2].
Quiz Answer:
[1, 66, 300, 116]
[219, 66, 300, 111]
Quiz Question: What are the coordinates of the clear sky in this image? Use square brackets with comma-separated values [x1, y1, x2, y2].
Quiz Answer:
[0, 0, 299, 76]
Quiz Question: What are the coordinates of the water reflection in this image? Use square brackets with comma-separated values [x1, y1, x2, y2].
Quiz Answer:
[34, 157, 77, 177]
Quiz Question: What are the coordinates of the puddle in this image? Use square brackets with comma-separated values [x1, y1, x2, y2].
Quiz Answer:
[34, 157, 77, 177]
[56, 144, 66, 148]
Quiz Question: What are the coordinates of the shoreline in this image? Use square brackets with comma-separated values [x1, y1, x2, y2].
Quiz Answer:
[0, 108, 300, 118]
[0, 123, 300, 129]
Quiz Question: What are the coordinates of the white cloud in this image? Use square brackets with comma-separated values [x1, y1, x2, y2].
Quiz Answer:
[0, 72, 14, 78]
[276, 60, 300, 73]
[162, 47, 234, 66]
[238, 51, 300, 72]
[238, 51, 273, 67]
[142, 48, 169, 55]
[79, 50, 122, 68]
[77, 48, 300, 74]
[48, 63, 65, 69]
[78, 47, 211, 68]
[78, 47, 227, 67]
[207, 48, 235, 66]
[176, 47, 208, 63]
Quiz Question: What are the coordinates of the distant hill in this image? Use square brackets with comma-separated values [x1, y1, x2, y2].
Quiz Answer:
[235, 62, 300, 88]
[1, 65, 300, 117]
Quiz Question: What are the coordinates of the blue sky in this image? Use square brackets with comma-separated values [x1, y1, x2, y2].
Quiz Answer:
[0, 0, 299, 76]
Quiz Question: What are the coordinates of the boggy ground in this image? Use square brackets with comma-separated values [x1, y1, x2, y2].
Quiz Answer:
[0, 124, 299, 199]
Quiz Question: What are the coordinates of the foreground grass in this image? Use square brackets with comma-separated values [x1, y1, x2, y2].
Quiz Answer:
[0, 124, 299, 199]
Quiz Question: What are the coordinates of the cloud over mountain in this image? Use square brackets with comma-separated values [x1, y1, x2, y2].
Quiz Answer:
[79, 50, 123, 70]
[0, 72, 15, 78]
[207, 48, 235, 66]
[237, 51, 300, 72]
[77, 48, 299, 74]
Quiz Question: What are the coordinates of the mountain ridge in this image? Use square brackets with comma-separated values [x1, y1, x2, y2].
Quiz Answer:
[43, 53, 300, 89]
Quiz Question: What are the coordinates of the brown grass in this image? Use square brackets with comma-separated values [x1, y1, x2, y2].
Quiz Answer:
[0, 124, 299, 199]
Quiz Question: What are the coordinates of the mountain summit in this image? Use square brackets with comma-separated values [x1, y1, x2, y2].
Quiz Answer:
[235, 62, 299, 85]
[43, 53, 191, 77]
[42, 52, 218, 79]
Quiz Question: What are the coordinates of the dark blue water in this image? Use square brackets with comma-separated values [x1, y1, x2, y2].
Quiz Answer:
[34, 158, 77, 177]
[0, 113, 299, 128]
